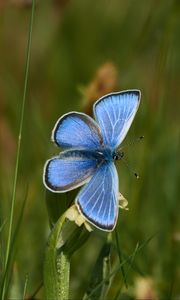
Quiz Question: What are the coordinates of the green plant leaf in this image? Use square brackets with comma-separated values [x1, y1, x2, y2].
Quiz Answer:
[45, 189, 77, 227]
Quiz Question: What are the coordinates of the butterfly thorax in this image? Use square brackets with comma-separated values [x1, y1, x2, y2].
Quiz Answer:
[96, 147, 124, 162]
[64, 148, 124, 163]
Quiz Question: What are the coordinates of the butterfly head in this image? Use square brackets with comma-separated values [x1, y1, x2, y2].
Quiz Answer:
[113, 151, 124, 161]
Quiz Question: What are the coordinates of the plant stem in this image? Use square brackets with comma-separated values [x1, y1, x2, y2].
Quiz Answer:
[57, 253, 70, 300]
[44, 215, 70, 300]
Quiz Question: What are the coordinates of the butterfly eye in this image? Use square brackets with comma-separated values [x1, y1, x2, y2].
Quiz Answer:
[113, 154, 119, 160]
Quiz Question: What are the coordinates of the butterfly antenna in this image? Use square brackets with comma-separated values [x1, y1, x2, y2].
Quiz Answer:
[119, 135, 144, 150]
[120, 156, 140, 179]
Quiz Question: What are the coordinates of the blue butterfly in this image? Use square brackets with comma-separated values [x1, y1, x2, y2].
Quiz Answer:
[43, 90, 141, 231]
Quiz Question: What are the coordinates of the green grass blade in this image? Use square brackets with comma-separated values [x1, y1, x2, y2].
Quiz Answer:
[0, 220, 7, 234]
[86, 232, 157, 299]
[22, 275, 28, 300]
[83, 238, 111, 300]
[25, 282, 43, 300]
[2, 2, 35, 298]
[0, 187, 28, 299]
[120, 252, 144, 277]
[114, 228, 128, 289]
[113, 243, 140, 300]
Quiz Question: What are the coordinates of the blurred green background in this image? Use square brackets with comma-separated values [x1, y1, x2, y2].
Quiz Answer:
[0, 0, 179, 299]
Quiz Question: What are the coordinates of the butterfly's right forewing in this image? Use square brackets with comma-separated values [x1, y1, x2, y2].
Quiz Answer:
[43, 150, 103, 193]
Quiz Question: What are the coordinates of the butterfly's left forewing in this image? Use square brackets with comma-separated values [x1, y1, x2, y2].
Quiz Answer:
[76, 162, 119, 231]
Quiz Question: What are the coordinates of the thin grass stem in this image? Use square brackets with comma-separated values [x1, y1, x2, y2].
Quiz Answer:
[115, 228, 128, 289]
[2, 1, 35, 299]
[86, 233, 157, 300]
[23, 275, 28, 300]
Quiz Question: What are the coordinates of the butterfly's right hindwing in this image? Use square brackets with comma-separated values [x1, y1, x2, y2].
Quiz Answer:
[43, 150, 103, 193]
